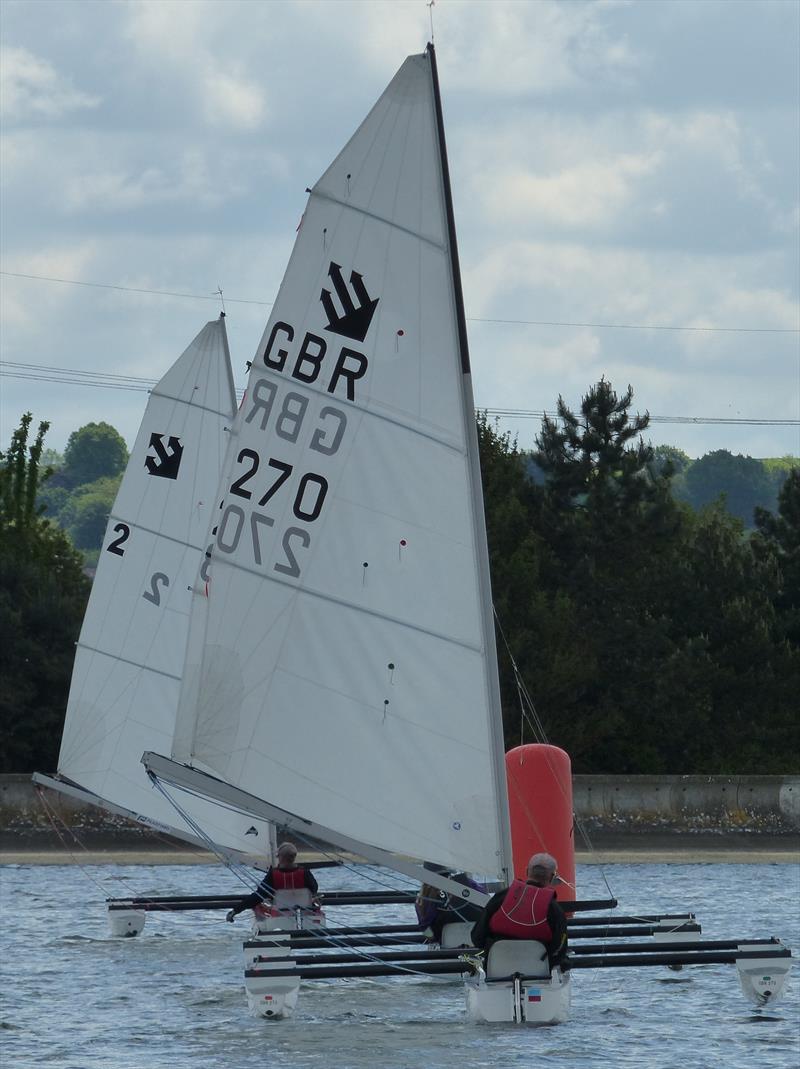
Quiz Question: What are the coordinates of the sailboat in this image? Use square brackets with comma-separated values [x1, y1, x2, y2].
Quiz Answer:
[140, 44, 568, 1022]
[142, 45, 792, 1023]
[34, 315, 276, 935]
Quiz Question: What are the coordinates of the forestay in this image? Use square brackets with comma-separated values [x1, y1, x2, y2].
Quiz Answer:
[172, 50, 511, 878]
[55, 317, 274, 854]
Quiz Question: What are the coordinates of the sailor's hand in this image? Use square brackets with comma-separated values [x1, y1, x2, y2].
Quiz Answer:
[226, 910, 236, 923]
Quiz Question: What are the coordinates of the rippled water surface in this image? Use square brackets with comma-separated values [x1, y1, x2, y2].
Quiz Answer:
[2, 860, 798, 1068]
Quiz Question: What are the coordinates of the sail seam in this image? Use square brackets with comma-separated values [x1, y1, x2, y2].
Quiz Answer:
[74, 642, 183, 681]
[150, 390, 234, 420]
[246, 365, 465, 454]
[106, 513, 206, 552]
[212, 556, 482, 653]
[309, 189, 446, 251]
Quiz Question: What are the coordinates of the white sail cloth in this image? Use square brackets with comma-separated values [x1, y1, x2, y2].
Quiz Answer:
[57, 317, 273, 853]
[173, 53, 509, 877]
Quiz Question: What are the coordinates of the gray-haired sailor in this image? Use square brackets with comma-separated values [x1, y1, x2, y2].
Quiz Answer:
[471, 852, 567, 966]
[226, 841, 320, 922]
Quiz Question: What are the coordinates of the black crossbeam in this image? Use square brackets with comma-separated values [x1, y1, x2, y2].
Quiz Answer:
[246, 960, 475, 980]
[565, 948, 792, 971]
[243, 923, 701, 953]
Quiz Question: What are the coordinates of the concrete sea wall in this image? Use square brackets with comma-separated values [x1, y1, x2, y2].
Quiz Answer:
[573, 774, 800, 831]
[3, 773, 798, 853]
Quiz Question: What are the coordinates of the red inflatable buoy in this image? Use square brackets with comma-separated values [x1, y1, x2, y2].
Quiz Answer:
[505, 744, 576, 901]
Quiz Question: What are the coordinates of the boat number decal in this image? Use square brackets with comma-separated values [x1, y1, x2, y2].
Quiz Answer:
[215, 451, 327, 575]
[246, 380, 348, 455]
[145, 433, 184, 480]
[261, 322, 368, 402]
[106, 523, 130, 556]
[143, 572, 170, 606]
[222, 379, 348, 577]
[227, 452, 328, 521]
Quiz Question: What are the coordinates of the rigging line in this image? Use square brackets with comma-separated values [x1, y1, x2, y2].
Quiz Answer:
[493, 606, 617, 902]
[3, 270, 797, 334]
[34, 786, 152, 899]
[147, 776, 265, 896]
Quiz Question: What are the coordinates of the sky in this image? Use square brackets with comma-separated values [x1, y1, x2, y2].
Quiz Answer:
[1, 0, 798, 460]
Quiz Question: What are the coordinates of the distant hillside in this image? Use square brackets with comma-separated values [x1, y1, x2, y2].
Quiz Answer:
[525, 448, 798, 529]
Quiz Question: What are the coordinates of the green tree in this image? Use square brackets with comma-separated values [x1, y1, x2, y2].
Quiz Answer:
[477, 415, 590, 747]
[650, 444, 692, 479]
[522, 381, 690, 770]
[681, 449, 778, 527]
[753, 468, 800, 647]
[60, 475, 120, 552]
[60, 421, 128, 489]
[0, 414, 89, 772]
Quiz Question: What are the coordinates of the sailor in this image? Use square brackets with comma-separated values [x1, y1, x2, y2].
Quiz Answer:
[415, 870, 486, 943]
[226, 841, 320, 922]
[470, 852, 567, 966]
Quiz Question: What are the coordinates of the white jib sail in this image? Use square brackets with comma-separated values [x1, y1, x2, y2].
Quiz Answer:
[173, 50, 511, 877]
[56, 316, 274, 854]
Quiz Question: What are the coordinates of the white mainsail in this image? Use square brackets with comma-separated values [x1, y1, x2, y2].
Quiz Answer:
[41, 316, 274, 855]
[168, 47, 512, 878]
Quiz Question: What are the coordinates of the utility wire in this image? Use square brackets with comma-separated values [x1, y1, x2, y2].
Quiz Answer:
[2, 270, 798, 334]
[2, 361, 797, 427]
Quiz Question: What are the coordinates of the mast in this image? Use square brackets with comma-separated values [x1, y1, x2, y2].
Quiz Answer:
[426, 42, 514, 883]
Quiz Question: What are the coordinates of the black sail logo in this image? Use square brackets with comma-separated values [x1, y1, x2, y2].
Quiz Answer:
[320, 262, 379, 342]
[145, 434, 183, 480]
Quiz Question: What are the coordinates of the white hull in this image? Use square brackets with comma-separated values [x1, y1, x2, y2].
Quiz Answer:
[251, 907, 325, 937]
[242, 904, 325, 1019]
[465, 967, 570, 1025]
[108, 909, 146, 938]
[244, 966, 300, 1020]
[736, 946, 792, 1008]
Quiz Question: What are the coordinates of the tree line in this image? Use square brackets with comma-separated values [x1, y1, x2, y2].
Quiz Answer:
[479, 381, 798, 774]
[1, 385, 798, 774]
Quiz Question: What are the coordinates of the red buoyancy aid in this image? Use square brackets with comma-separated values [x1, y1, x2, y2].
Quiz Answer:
[269, 866, 307, 891]
[488, 880, 555, 941]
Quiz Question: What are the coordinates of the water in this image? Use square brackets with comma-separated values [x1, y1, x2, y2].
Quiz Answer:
[1, 860, 798, 1068]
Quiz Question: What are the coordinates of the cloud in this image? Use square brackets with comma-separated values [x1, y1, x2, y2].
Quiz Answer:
[482, 152, 660, 228]
[438, 0, 640, 94]
[203, 72, 266, 130]
[122, 0, 267, 130]
[0, 242, 99, 330]
[462, 107, 797, 250]
[0, 45, 99, 120]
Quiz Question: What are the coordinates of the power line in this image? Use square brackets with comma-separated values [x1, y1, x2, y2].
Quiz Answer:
[2, 270, 798, 334]
[2, 362, 797, 428]
[0, 271, 272, 307]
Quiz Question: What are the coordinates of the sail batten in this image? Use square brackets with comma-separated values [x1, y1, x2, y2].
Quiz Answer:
[308, 190, 448, 251]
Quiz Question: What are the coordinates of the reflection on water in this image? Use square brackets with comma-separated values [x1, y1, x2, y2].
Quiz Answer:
[1, 861, 798, 1069]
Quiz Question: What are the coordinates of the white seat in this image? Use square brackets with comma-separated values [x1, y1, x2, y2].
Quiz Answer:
[272, 888, 314, 912]
[440, 922, 474, 948]
[486, 940, 550, 979]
